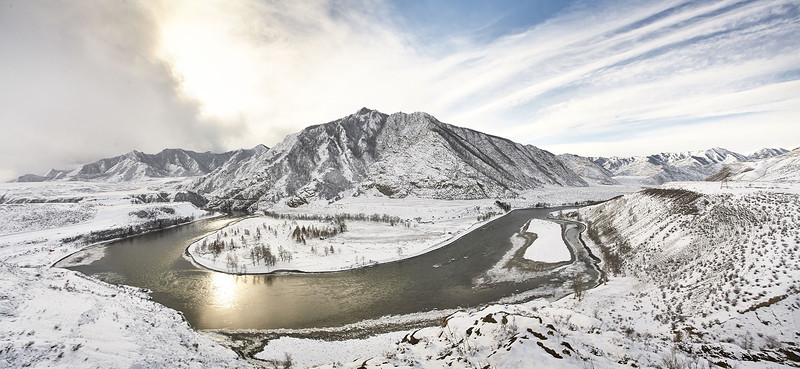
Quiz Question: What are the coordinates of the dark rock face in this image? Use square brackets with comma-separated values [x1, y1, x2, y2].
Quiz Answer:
[192, 108, 587, 211]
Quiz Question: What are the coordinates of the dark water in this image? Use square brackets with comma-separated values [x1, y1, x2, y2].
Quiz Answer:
[60, 208, 597, 330]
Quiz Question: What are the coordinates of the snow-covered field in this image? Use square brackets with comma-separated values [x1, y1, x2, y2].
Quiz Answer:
[512, 185, 640, 207]
[0, 179, 213, 267]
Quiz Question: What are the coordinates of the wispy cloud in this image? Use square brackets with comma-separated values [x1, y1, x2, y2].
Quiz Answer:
[428, 0, 800, 155]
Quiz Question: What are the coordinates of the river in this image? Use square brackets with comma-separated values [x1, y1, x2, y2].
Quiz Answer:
[59, 208, 598, 330]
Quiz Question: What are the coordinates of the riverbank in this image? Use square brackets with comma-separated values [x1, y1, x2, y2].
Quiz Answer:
[0, 179, 218, 268]
[186, 199, 506, 274]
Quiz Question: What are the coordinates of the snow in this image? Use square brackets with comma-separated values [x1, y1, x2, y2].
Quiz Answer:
[0, 263, 250, 368]
[0, 179, 216, 268]
[512, 185, 640, 207]
[262, 181, 800, 368]
[5, 174, 799, 368]
[0, 179, 251, 368]
[255, 332, 407, 368]
[187, 198, 504, 273]
[522, 219, 571, 263]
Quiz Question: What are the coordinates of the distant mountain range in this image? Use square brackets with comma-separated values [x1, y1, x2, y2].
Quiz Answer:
[16, 147, 265, 183]
[584, 148, 748, 185]
[706, 147, 800, 182]
[565, 147, 790, 185]
[13, 108, 795, 210]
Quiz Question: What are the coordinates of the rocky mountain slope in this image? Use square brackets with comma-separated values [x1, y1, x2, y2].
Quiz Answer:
[556, 153, 619, 185]
[16, 148, 260, 182]
[589, 148, 748, 185]
[190, 108, 587, 211]
[749, 147, 789, 160]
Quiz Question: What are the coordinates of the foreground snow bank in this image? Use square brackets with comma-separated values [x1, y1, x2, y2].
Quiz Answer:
[255, 331, 407, 368]
[0, 263, 250, 368]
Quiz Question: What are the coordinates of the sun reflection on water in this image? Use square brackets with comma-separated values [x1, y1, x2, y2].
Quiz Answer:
[209, 272, 239, 309]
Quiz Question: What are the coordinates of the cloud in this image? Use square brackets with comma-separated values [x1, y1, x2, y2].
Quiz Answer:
[0, 0, 232, 180]
[1, 0, 798, 180]
[151, 0, 430, 147]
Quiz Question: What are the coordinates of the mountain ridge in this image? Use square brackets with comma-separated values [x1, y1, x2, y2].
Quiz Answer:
[190, 108, 587, 211]
[585, 147, 749, 185]
[15, 147, 266, 183]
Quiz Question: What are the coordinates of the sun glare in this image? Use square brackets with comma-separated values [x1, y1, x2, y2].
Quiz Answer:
[209, 272, 239, 309]
[157, 5, 263, 121]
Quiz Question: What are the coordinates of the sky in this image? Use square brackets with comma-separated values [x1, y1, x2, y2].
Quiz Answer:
[1, 0, 799, 181]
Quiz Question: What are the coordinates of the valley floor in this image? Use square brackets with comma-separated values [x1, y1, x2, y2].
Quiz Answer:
[0, 180, 636, 368]
[7, 180, 798, 369]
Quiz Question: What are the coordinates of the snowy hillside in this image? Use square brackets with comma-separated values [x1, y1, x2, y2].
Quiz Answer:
[709, 148, 800, 183]
[573, 183, 800, 364]
[15, 148, 261, 183]
[556, 153, 619, 185]
[591, 147, 747, 185]
[191, 108, 587, 211]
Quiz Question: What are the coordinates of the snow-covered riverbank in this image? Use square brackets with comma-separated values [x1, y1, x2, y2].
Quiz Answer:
[187, 202, 501, 274]
[0, 179, 216, 268]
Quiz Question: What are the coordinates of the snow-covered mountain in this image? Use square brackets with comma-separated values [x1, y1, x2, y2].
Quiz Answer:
[748, 147, 789, 160]
[590, 147, 747, 185]
[16, 148, 262, 183]
[556, 153, 619, 185]
[708, 147, 800, 182]
[191, 108, 587, 211]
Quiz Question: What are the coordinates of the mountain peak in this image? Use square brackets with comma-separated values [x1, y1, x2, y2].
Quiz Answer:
[356, 107, 378, 115]
[192, 109, 586, 210]
[749, 147, 789, 160]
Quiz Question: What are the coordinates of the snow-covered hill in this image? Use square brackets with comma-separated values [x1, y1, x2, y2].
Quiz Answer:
[191, 108, 587, 211]
[573, 183, 800, 364]
[590, 148, 748, 185]
[556, 153, 619, 185]
[15, 148, 263, 183]
[749, 147, 789, 160]
[708, 147, 800, 183]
